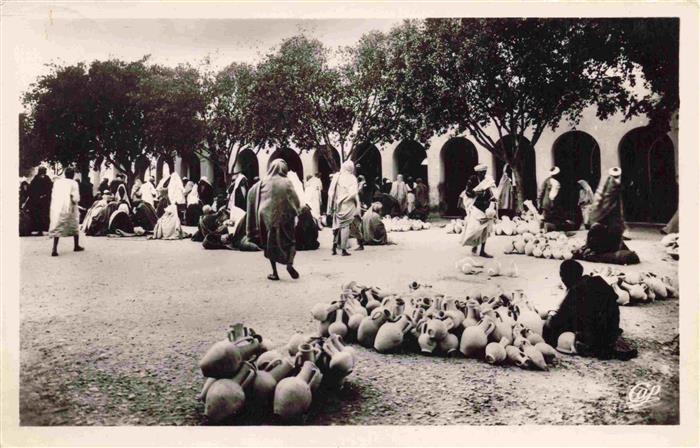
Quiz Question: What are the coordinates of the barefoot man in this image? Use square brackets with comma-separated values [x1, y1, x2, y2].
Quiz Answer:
[460, 164, 498, 258]
[49, 167, 84, 256]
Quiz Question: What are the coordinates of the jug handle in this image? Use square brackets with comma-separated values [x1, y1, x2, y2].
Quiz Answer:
[483, 319, 496, 336]
[234, 361, 257, 389]
[266, 357, 284, 372]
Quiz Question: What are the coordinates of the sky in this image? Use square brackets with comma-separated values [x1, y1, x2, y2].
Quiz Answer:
[14, 18, 402, 93]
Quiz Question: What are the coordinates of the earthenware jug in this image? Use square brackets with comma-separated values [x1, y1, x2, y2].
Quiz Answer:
[311, 301, 340, 321]
[252, 357, 295, 407]
[461, 299, 480, 329]
[522, 342, 548, 370]
[417, 321, 437, 354]
[484, 338, 508, 364]
[535, 342, 558, 363]
[505, 345, 529, 368]
[204, 361, 256, 423]
[612, 282, 630, 306]
[323, 335, 355, 377]
[426, 311, 452, 341]
[441, 298, 465, 331]
[255, 349, 284, 370]
[286, 333, 308, 357]
[459, 317, 495, 358]
[344, 299, 368, 332]
[374, 313, 413, 353]
[357, 307, 389, 348]
[273, 361, 320, 420]
[328, 309, 348, 339]
[199, 336, 263, 379]
[437, 332, 459, 356]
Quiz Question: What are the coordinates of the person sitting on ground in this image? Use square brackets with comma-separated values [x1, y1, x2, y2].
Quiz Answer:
[538, 166, 578, 232]
[543, 260, 638, 360]
[295, 204, 321, 251]
[150, 204, 189, 240]
[155, 186, 170, 218]
[81, 191, 119, 236]
[132, 192, 158, 232]
[108, 203, 137, 236]
[362, 202, 393, 246]
[409, 178, 430, 221]
[574, 168, 640, 265]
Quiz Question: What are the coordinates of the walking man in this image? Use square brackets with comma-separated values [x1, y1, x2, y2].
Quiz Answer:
[49, 167, 83, 256]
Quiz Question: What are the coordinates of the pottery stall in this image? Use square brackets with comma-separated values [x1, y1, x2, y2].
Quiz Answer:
[197, 323, 356, 424]
[312, 281, 559, 371]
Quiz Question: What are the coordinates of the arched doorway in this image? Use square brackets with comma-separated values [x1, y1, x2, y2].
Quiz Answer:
[313, 147, 341, 214]
[134, 155, 150, 182]
[440, 137, 478, 216]
[233, 148, 260, 182]
[156, 156, 174, 183]
[619, 127, 678, 223]
[269, 147, 303, 180]
[182, 153, 201, 182]
[493, 135, 537, 203]
[352, 143, 382, 185]
[552, 131, 602, 213]
[393, 140, 428, 185]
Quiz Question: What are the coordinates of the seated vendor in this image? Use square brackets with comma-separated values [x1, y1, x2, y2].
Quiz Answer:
[361, 202, 390, 246]
[295, 205, 320, 251]
[574, 168, 640, 265]
[543, 260, 637, 360]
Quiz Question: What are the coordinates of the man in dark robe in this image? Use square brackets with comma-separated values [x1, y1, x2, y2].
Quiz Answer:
[108, 204, 135, 235]
[295, 205, 320, 251]
[97, 178, 110, 195]
[78, 177, 94, 223]
[410, 178, 430, 221]
[362, 202, 389, 245]
[543, 260, 637, 360]
[574, 168, 640, 265]
[538, 167, 579, 232]
[82, 192, 119, 236]
[198, 176, 215, 206]
[380, 177, 392, 194]
[109, 174, 126, 195]
[132, 193, 158, 232]
[228, 174, 249, 211]
[28, 167, 53, 235]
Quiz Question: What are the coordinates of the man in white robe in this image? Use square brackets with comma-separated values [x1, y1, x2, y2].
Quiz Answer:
[49, 167, 83, 256]
[139, 176, 157, 208]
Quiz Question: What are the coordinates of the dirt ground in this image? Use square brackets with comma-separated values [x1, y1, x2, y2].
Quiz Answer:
[19, 224, 679, 426]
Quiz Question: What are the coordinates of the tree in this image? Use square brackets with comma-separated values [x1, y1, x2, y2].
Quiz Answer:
[21, 63, 94, 175]
[248, 33, 404, 172]
[198, 61, 257, 187]
[386, 18, 640, 208]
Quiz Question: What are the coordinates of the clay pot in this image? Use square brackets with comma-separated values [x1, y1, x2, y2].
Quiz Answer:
[417, 321, 438, 354]
[344, 300, 368, 332]
[612, 283, 630, 306]
[328, 309, 348, 339]
[273, 361, 320, 420]
[357, 307, 390, 348]
[199, 336, 264, 379]
[535, 342, 558, 364]
[441, 298, 466, 330]
[526, 331, 545, 345]
[514, 303, 544, 336]
[374, 313, 413, 353]
[522, 343, 548, 371]
[425, 312, 452, 341]
[524, 240, 535, 256]
[485, 338, 508, 364]
[438, 332, 460, 356]
[286, 333, 308, 357]
[255, 349, 283, 370]
[252, 357, 295, 407]
[505, 345, 529, 368]
[318, 318, 332, 337]
[204, 361, 256, 423]
[311, 302, 340, 321]
[620, 281, 646, 302]
[461, 300, 480, 329]
[323, 337, 355, 379]
[459, 317, 496, 358]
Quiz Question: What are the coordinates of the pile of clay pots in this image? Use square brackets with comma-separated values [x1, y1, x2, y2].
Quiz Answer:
[505, 231, 584, 260]
[382, 216, 431, 232]
[444, 219, 465, 234]
[311, 282, 558, 371]
[661, 233, 679, 260]
[197, 323, 357, 424]
[590, 266, 678, 306]
[455, 256, 519, 278]
[493, 215, 541, 236]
